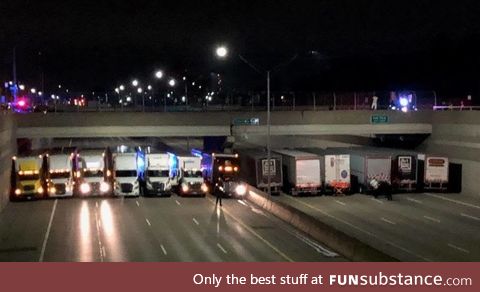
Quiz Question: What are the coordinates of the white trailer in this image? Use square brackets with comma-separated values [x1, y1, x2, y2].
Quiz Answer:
[274, 149, 321, 196]
[177, 155, 208, 196]
[77, 151, 111, 196]
[145, 153, 177, 196]
[347, 149, 391, 193]
[113, 153, 140, 196]
[424, 156, 449, 191]
[47, 154, 74, 197]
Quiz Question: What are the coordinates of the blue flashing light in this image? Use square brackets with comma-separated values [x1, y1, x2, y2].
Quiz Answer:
[399, 97, 409, 107]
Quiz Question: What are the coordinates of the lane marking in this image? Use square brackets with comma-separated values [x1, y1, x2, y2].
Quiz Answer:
[160, 244, 168, 255]
[425, 193, 480, 210]
[380, 217, 396, 225]
[237, 199, 248, 206]
[292, 230, 338, 257]
[175, 200, 181, 206]
[460, 213, 480, 221]
[371, 198, 384, 204]
[251, 207, 265, 215]
[94, 209, 104, 262]
[423, 215, 441, 223]
[102, 246, 107, 258]
[406, 197, 423, 204]
[334, 200, 346, 206]
[95, 201, 99, 208]
[216, 243, 228, 254]
[448, 243, 470, 254]
[136, 200, 140, 207]
[39, 199, 58, 262]
[193, 217, 200, 225]
[145, 218, 151, 227]
[207, 197, 294, 262]
[285, 196, 431, 261]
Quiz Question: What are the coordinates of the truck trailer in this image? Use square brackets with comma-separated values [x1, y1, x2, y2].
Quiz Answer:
[176, 153, 208, 196]
[144, 153, 178, 196]
[46, 154, 74, 197]
[11, 155, 47, 200]
[236, 148, 283, 194]
[423, 156, 449, 191]
[274, 149, 322, 196]
[75, 150, 111, 196]
[113, 152, 141, 197]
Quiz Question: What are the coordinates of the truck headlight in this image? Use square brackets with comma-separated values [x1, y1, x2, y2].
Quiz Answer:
[181, 184, 189, 193]
[80, 183, 91, 194]
[15, 188, 21, 195]
[37, 186, 44, 194]
[201, 183, 208, 193]
[49, 187, 57, 194]
[100, 182, 110, 193]
[235, 184, 247, 196]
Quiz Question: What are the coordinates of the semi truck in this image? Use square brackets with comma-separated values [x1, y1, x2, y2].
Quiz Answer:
[10, 155, 47, 200]
[113, 152, 141, 197]
[176, 153, 208, 196]
[236, 149, 283, 194]
[274, 149, 322, 196]
[144, 153, 178, 196]
[423, 155, 449, 191]
[75, 150, 111, 196]
[46, 154, 74, 197]
[194, 149, 247, 198]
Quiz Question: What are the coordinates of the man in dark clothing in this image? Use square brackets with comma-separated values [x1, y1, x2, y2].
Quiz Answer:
[215, 180, 223, 207]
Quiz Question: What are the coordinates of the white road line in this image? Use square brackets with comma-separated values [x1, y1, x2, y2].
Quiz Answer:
[406, 197, 423, 204]
[448, 243, 470, 254]
[217, 243, 228, 254]
[371, 198, 384, 204]
[136, 200, 140, 207]
[380, 217, 396, 225]
[39, 199, 58, 262]
[175, 200, 181, 206]
[237, 199, 248, 206]
[102, 246, 107, 258]
[334, 200, 346, 206]
[160, 244, 168, 255]
[192, 218, 200, 225]
[425, 193, 480, 210]
[423, 215, 441, 223]
[460, 213, 480, 221]
[95, 201, 99, 208]
[145, 218, 151, 227]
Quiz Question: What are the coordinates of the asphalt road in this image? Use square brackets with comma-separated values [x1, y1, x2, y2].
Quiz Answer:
[0, 194, 344, 262]
[275, 192, 480, 261]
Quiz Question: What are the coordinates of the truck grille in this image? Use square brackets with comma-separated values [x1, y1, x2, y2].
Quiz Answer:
[24, 185, 34, 192]
[90, 182, 101, 192]
[151, 182, 164, 191]
[54, 184, 66, 194]
[120, 183, 133, 193]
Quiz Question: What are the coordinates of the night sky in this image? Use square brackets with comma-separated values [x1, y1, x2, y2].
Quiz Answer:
[1, 0, 480, 96]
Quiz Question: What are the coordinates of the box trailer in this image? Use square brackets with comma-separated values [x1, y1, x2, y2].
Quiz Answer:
[237, 149, 283, 194]
[423, 156, 449, 191]
[274, 149, 321, 196]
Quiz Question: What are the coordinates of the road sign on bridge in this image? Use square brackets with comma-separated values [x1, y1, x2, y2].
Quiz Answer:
[233, 117, 260, 126]
[370, 114, 389, 124]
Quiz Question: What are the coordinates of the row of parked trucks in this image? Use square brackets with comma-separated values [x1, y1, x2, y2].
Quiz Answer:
[10, 147, 247, 200]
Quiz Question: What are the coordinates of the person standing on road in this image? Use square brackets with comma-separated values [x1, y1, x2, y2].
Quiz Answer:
[215, 179, 223, 207]
[371, 95, 378, 110]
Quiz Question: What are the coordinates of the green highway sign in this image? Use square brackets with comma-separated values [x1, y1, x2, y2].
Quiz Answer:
[233, 118, 260, 126]
[370, 114, 389, 124]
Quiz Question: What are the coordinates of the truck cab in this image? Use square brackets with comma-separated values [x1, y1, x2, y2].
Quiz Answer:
[46, 154, 74, 197]
[75, 150, 111, 196]
[11, 155, 46, 200]
[113, 152, 141, 196]
[177, 155, 208, 196]
[144, 153, 178, 196]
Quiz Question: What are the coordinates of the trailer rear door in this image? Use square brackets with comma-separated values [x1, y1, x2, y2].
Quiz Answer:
[296, 159, 321, 188]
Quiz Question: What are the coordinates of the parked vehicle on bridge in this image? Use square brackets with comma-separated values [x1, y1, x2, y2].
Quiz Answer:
[75, 150, 111, 196]
[113, 152, 141, 197]
[274, 149, 322, 196]
[144, 153, 178, 196]
[46, 154, 74, 197]
[10, 154, 47, 200]
[236, 149, 283, 194]
[195, 150, 246, 198]
[176, 153, 208, 196]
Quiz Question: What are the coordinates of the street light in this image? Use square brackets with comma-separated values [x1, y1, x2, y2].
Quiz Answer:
[216, 46, 228, 58]
[132, 79, 139, 87]
[119, 85, 125, 91]
[147, 85, 152, 90]
[155, 70, 164, 79]
[30, 88, 36, 94]
[137, 87, 143, 93]
[169, 79, 176, 87]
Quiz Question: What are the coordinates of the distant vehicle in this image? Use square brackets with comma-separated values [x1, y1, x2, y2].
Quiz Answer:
[423, 156, 449, 191]
[75, 150, 111, 196]
[273, 149, 322, 196]
[11, 155, 47, 200]
[46, 154, 74, 197]
[176, 153, 208, 196]
[113, 153, 141, 197]
[346, 148, 392, 194]
[10, 97, 33, 113]
[195, 150, 247, 198]
[144, 153, 178, 196]
[236, 149, 283, 194]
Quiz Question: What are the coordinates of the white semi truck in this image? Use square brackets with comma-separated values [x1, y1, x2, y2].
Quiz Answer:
[177, 154, 208, 196]
[76, 150, 111, 196]
[46, 154, 74, 197]
[113, 153, 141, 196]
[144, 153, 178, 196]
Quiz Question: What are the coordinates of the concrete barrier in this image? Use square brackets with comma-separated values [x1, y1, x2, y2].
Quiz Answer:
[245, 187, 398, 262]
[0, 113, 15, 211]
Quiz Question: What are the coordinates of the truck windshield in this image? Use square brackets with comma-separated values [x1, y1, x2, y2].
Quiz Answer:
[116, 170, 137, 177]
[147, 170, 169, 177]
[184, 170, 202, 178]
[50, 172, 70, 179]
[19, 173, 39, 180]
[83, 170, 103, 178]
